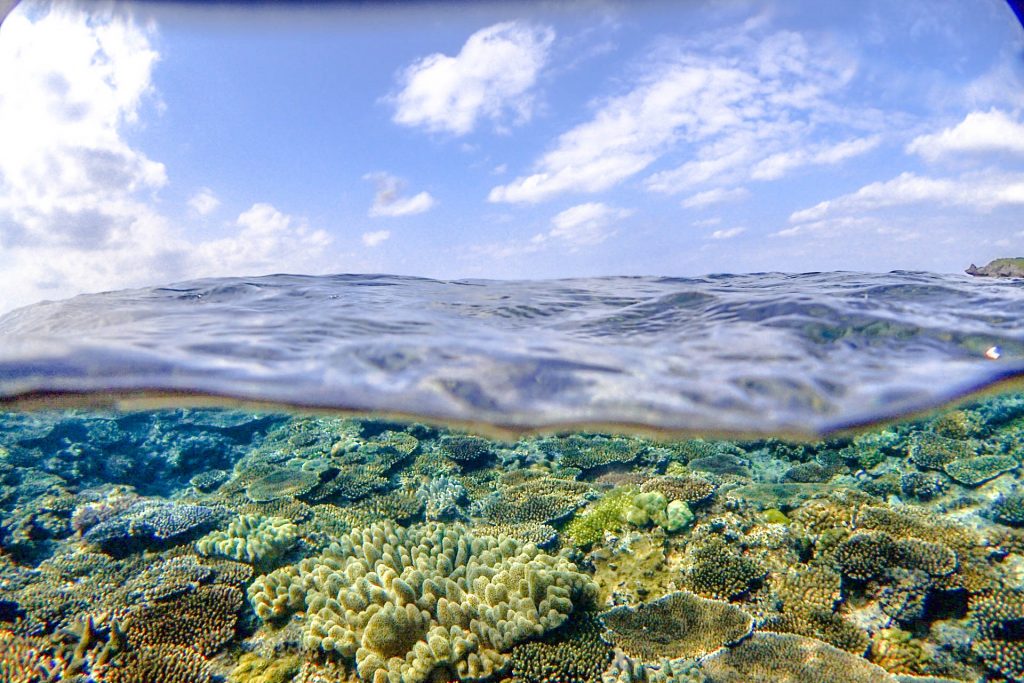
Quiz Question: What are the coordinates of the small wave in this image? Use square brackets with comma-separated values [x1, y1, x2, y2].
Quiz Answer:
[0, 272, 1022, 438]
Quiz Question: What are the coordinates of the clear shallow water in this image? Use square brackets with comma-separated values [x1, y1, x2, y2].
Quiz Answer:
[0, 272, 1022, 437]
[2, 272, 1024, 682]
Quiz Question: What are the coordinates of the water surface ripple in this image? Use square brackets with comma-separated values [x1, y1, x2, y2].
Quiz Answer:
[0, 272, 1022, 437]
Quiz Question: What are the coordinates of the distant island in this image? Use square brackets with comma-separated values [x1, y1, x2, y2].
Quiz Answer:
[966, 258, 1024, 278]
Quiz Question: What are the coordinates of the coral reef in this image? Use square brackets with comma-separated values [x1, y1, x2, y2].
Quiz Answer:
[969, 587, 1024, 681]
[249, 521, 596, 682]
[439, 435, 496, 469]
[943, 454, 1017, 486]
[6, 397, 1024, 683]
[82, 501, 225, 555]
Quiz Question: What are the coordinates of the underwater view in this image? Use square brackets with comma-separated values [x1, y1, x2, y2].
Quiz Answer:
[0, 272, 1023, 682]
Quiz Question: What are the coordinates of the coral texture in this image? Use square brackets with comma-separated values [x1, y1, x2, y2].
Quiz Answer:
[195, 514, 298, 565]
[249, 521, 596, 683]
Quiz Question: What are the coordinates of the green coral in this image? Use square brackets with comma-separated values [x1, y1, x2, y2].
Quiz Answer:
[195, 514, 298, 566]
[624, 492, 693, 532]
[565, 489, 634, 547]
[248, 521, 596, 683]
[567, 488, 695, 547]
[227, 652, 303, 683]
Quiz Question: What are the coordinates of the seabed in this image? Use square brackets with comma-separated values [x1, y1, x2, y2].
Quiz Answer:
[3, 393, 1024, 682]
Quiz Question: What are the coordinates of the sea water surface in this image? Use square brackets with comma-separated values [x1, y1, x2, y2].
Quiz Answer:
[1, 271, 1024, 682]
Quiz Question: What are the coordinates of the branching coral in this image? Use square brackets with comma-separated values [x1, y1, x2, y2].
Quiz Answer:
[195, 514, 298, 566]
[249, 521, 596, 683]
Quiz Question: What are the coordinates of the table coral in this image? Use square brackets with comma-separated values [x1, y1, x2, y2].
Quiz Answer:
[249, 521, 596, 683]
[943, 454, 1018, 486]
[601, 590, 752, 661]
[699, 632, 897, 682]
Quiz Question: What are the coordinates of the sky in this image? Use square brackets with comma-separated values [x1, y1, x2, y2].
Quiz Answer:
[0, 0, 1023, 313]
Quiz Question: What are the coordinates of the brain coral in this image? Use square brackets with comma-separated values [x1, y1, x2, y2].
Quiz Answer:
[249, 521, 596, 683]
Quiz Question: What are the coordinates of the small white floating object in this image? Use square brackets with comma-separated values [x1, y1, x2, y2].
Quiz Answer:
[985, 346, 1001, 360]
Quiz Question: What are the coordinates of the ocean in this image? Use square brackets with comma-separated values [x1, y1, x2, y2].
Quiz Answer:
[0, 271, 1022, 682]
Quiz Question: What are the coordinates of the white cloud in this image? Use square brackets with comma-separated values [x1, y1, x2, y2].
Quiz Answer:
[681, 187, 749, 208]
[790, 171, 1024, 223]
[472, 202, 631, 259]
[546, 202, 632, 247]
[364, 172, 436, 218]
[490, 26, 866, 203]
[0, 6, 345, 314]
[709, 227, 746, 239]
[751, 136, 881, 180]
[188, 187, 220, 215]
[362, 230, 391, 247]
[906, 109, 1024, 161]
[391, 21, 554, 136]
[193, 203, 332, 274]
[0, 4, 164, 242]
[0, 4, 178, 311]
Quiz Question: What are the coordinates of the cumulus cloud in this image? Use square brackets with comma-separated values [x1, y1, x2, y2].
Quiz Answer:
[0, 4, 164, 240]
[193, 203, 332, 274]
[545, 202, 632, 247]
[490, 27, 870, 203]
[0, 3, 180, 310]
[0, 5, 344, 314]
[789, 171, 1024, 223]
[391, 21, 554, 136]
[906, 109, 1024, 161]
[471, 202, 630, 259]
[362, 230, 391, 247]
[364, 172, 436, 217]
[188, 187, 220, 215]
[681, 187, 749, 208]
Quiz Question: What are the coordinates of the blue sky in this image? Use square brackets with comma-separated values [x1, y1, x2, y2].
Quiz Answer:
[0, 0, 1023, 313]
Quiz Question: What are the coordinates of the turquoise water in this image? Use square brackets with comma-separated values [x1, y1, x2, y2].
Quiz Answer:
[1, 272, 1023, 682]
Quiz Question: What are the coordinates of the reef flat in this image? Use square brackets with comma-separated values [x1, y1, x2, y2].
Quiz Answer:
[4, 395, 1024, 681]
